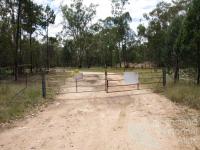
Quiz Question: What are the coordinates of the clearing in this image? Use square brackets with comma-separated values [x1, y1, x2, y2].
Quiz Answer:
[0, 72, 200, 150]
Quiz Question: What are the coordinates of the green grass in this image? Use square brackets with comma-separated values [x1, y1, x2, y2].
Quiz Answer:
[163, 82, 200, 110]
[0, 71, 72, 123]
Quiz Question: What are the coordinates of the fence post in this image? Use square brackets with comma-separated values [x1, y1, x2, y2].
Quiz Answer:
[137, 72, 140, 90]
[106, 80, 108, 93]
[105, 70, 107, 92]
[42, 73, 46, 98]
[137, 83, 140, 90]
[162, 68, 167, 87]
[76, 79, 78, 93]
[25, 73, 28, 88]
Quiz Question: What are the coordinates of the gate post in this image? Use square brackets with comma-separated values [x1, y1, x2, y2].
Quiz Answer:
[42, 73, 46, 98]
[162, 68, 167, 87]
[105, 70, 107, 92]
[76, 79, 78, 93]
[137, 72, 140, 90]
[137, 83, 140, 90]
[25, 73, 28, 88]
[106, 80, 108, 93]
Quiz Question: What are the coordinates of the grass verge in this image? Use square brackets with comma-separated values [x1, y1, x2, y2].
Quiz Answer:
[163, 82, 200, 110]
[0, 71, 72, 123]
[0, 82, 43, 123]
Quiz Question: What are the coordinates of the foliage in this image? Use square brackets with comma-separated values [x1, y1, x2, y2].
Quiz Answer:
[0, 0, 59, 74]
[138, 0, 200, 84]
[62, 0, 97, 67]
[0, 0, 200, 85]
[184, 0, 200, 84]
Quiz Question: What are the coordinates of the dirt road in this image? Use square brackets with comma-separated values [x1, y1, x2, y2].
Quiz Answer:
[0, 72, 200, 150]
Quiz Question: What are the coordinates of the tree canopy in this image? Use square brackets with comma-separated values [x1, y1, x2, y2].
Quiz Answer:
[0, 0, 200, 84]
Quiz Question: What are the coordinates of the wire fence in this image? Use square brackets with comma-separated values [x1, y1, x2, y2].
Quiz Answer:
[0, 68, 73, 122]
[0, 70, 71, 102]
[4, 67, 197, 99]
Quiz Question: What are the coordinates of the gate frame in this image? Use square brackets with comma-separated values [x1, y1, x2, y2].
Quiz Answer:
[105, 70, 140, 93]
[104, 68, 166, 93]
[73, 68, 166, 93]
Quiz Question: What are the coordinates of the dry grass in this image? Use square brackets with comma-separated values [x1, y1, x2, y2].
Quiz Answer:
[0, 82, 42, 122]
[164, 82, 200, 110]
[0, 71, 72, 123]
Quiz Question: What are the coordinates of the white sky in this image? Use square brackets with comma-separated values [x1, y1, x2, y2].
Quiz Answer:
[33, 0, 172, 37]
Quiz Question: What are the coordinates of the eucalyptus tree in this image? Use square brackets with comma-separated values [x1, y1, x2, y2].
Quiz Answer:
[184, 0, 200, 84]
[13, 0, 23, 80]
[137, 24, 146, 43]
[0, 0, 15, 67]
[98, 17, 118, 67]
[62, 0, 97, 67]
[138, 0, 193, 81]
[117, 12, 132, 67]
[62, 40, 76, 67]
[111, 0, 129, 17]
[22, 0, 43, 72]
[111, 0, 131, 67]
[0, 0, 44, 78]
[166, 16, 185, 82]
[41, 5, 55, 70]
[142, 2, 172, 67]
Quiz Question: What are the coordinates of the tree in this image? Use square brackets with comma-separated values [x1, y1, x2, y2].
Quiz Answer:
[184, 0, 200, 84]
[41, 5, 55, 70]
[22, 0, 43, 73]
[14, 0, 22, 80]
[0, 0, 62, 78]
[62, 40, 75, 67]
[111, 0, 131, 67]
[167, 16, 185, 82]
[111, 0, 129, 17]
[62, 0, 97, 67]
[0, 1, 14, 68]
[140, 0, 189, 68]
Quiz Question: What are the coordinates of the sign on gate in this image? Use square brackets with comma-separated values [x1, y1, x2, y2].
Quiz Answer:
[75, 73, 83, 81]
[124, 72, 139, 84]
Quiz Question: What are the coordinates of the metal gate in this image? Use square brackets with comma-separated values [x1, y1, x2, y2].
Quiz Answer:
[61, 69, 166, 94]
[62, 72, 106, 93]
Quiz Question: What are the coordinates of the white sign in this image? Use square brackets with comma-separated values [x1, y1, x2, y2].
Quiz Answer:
[75, 73, 83, 81]
[124, 72, 139, 84]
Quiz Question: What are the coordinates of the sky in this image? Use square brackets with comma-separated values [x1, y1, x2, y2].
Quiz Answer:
[33, 0, 172, 37]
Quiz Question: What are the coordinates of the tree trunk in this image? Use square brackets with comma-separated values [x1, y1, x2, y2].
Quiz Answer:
[197, 66, 200, 85]
[78, 49, 82, 68]
[123, 37, 128, 68]
[122, 44, 125, 68]
[110, 49, 113, 67]
[197, 42, 200, 85]
[15, 0, 22, 81]
[174, 55, 179, 83]
[30, 33, 33, 73]
[118, 42, 121, 68]
[46, 25, 49, 70]
[18, 22, 23, 75]
[86, 51, 90, 68]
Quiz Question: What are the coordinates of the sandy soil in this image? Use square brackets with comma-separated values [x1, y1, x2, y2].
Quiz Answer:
[0, 72, 200, 150]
